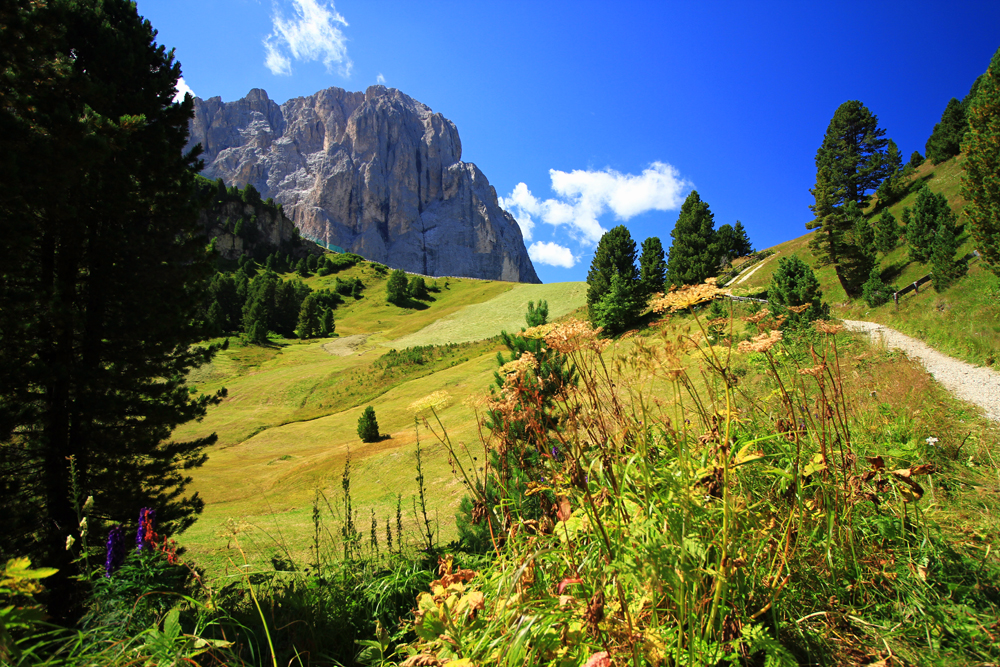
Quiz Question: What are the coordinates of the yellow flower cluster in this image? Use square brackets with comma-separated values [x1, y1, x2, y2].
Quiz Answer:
[651, 278, 728, 313]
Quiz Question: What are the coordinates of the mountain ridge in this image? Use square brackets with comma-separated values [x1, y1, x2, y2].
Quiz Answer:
[186, 85, 540, 283]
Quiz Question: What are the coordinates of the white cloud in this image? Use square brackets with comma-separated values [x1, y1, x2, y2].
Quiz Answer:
[376, 72, 386, 85]
[501, 162, 691, 247]
[263, 0, 352, 77]
[172, 76, 195, 103]
[529, 241, 577, 268]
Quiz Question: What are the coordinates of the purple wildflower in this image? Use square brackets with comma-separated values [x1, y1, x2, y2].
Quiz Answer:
[105, 525, 125, 577]
[136, 507, 155, 552]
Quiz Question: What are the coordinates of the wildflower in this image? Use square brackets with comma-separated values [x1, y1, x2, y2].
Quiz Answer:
[105, 525, 125, 577]
[137, 507, 156, 551]
[65, 535, 75, 551]
[737, 329, 783, 353]
[543, 318, 607, 354]
[78, 516, 88, 537]
[798, 364, 826, 377]
[926, 436, 939, 447]
[82, 496, 94, 513]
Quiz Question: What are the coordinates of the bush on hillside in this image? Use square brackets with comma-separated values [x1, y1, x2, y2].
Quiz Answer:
[861, 268, 896, 307]
[767, 255, 829, 325]
[386, 270, 409, 305]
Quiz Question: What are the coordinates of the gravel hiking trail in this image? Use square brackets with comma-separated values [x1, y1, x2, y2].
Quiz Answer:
[843, 320, 1000, 422]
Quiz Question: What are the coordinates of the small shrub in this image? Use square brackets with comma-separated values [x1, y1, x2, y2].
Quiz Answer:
[861, 268, 896, 307]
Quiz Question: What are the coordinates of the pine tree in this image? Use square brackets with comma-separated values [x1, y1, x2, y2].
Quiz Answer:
[408, 276, 428, 300]
[525, 300, 549, 327]
[874, 209, 900, 254]
[874, 139, 905, 206]
[767, 256, 828, 326]
[732, 221, 753, 256]
[0, 0, 225, 604]
[814, 100, 892, 208]
[925, 98, 968, 164]
[386, 269, 409, 305]
[357, 406, 380, 443]
[638, 236, 667, 297]
[930, 210, 965, 291]
[909, 151, 924, 168]
[861, 268, 896, 307]
[666, 190, 718, 286]
[905, 186, 951, 263]
[961, 46, 1000, 276]
[586, 225, 639, 314]
[809, 101, 893, 297]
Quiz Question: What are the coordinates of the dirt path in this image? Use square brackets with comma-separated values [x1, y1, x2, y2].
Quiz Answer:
[723, 252, 778, 287]
[843, 320, 1000, 422]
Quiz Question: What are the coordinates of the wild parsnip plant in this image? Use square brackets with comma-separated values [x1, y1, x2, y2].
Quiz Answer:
[400, 281, 999, 666]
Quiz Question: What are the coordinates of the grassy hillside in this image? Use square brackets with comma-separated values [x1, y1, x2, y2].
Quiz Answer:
[730, 154, 1000, 366]
[175, 268, 588, 571]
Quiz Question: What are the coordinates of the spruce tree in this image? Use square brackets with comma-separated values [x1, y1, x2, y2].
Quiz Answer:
[874, 209, 900, 254]
[930, 210, 965, 291]
[320, 309, 336, 337]
[586, 225, 639, 314]
[909, 151, 924, 168]
[408, 276, 428, 300]
[0, 0, 224, 602]
[638, 236, 667, 297]
[874, 139, 905, 206]
[666, 190, 718, 286]
[732, 221, 753, 256]
[961, 46, 1000, 276]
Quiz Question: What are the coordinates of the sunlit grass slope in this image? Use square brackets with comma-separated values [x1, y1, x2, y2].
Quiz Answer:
[176, 268, 588, 571]
[730, 154, 1000, 365]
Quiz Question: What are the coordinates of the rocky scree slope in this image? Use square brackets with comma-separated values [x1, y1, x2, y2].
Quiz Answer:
[186, 86, 539, 283]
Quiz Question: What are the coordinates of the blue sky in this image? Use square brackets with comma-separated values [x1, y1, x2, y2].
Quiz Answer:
[138, 0, 1000, 284]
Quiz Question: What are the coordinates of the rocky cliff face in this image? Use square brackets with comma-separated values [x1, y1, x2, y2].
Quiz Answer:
[186, 86, 539, 283]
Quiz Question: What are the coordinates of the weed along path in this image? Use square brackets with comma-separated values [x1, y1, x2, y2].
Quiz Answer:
[844, 320, 1000, 422]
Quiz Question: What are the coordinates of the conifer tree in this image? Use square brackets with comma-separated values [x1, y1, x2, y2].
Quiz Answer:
[874, 139, 905, 206]
[666, 190, 718, 286]
[586, 225, 639, 314]
[386, 269, 409, 305]
[767, 256, 828, 326]
[925, 98, 968, 164]
[357, 406, 380, 443]
[732, 221, 753, 256]
[296, 293, 320, 339]
[874, 209, 900, 254]
[930, 210, 965, 291]
[320, 309, 336, 337]
[0, 1, 228, 602]
[905, 186, 951, 263]
[961, 46, 1000, 276]
[909, 151, 924, 168]
[591, 272, 643, 335]
[638, 236, 667, 297]
[351, 280, 363, 299]
[525, 300, 549, 327]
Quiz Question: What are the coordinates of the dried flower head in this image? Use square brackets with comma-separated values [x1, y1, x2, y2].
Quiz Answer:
[544, 318, 608, 354]
[787, 304, 811, 314]
[707, 317, 729, 328]
[521, 322, 558, 339]
[814, 320, 844, 335]
[742, 308, 770, 324]
[798, 364, 826, 377]
[651, 280, 727, 313]
[737, 329, 783, 353]
[499, 351, 538, 379]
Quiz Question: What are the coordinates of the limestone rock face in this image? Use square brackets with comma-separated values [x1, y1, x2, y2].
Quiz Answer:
[186, 86, 539, 283]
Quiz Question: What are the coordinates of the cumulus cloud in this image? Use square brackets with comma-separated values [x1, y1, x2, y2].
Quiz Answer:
[172, 76, 195, 103]
[264, 0, 352, 77]
[529, 241, 577, 268]
[501, 162, 691, 247]
[376, 72, 386, 85]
